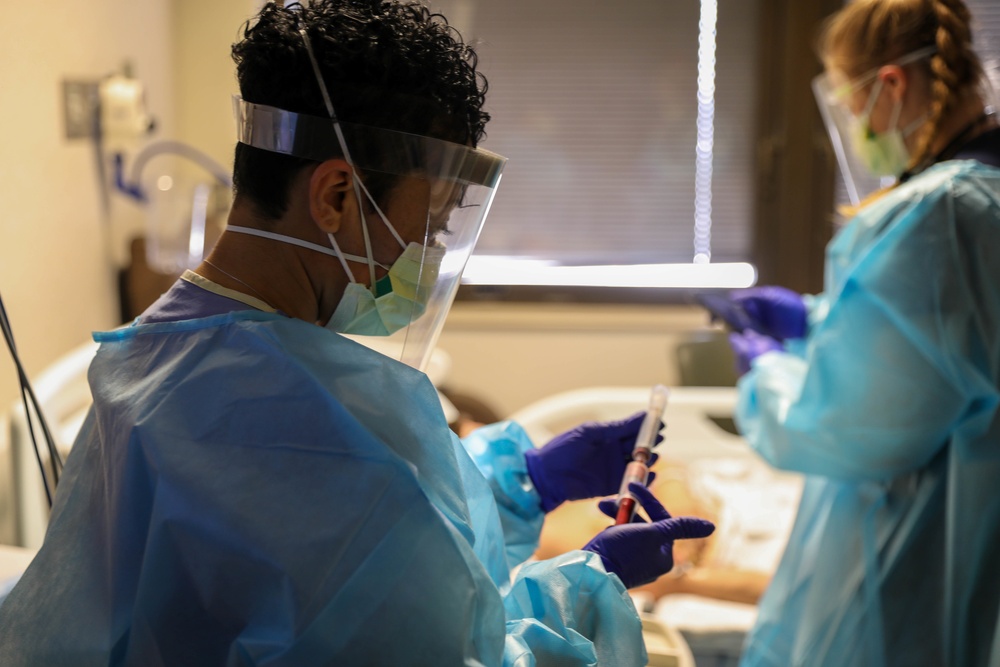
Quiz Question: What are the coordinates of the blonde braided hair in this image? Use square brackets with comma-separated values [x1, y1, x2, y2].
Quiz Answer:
[908, 0, 981, 169]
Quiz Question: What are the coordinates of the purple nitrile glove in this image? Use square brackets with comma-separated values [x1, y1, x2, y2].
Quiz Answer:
[584, 483, 715, 589]
[730, 286, 808, 341]
[729, 329, 784, 376]
[525, 412, 661, 513]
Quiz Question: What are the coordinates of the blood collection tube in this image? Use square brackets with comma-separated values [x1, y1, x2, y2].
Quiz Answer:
[614, 384, 669, 525]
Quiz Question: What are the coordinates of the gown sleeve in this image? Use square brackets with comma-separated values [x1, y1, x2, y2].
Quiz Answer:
[736, 184, 983, 481]
[502, 551, 646, 667]
[457, 424, 647, 666]
[460, 421, 546, 567]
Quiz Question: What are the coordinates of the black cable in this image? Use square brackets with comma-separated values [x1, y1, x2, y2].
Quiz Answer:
[1, 304, 63, 482]
[16, 363, 63, 482]
[1, 300, 63, 486]
[17, 383, 52, 507]
[0, 301, 60, 497]
[0, 289, 61, 507]
[0, 298, 62, 490]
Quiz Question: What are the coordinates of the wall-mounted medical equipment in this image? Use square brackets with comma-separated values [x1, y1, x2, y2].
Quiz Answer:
[113, 141, 232, 274]
[63, 65, 233, 279]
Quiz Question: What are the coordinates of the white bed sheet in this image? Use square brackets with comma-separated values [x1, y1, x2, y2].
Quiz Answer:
[653, 456, 802, 666]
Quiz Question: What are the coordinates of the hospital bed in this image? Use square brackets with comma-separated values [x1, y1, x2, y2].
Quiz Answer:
[5, 340, 98, 551]
[510, 386, 803, 667]
[0, 341, 97, 610]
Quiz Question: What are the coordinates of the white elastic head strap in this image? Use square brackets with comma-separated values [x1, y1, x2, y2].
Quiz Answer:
[326, 233, 360, 283]
[848, 45, 939, 99]
[300, 27, 402, 289]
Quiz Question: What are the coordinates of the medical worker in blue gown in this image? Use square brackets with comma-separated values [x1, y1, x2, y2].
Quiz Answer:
[0, 2, 715, 665]
[724, 1, 1000, 665]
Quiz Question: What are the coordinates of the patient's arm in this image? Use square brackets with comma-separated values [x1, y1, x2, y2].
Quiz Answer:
[634, 565, 769, 606]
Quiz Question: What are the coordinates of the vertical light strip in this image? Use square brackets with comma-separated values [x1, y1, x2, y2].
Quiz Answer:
[693, 0, 718, 264]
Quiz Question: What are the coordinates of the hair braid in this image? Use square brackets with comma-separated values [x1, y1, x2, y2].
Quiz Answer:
[909, 0, 976, 168]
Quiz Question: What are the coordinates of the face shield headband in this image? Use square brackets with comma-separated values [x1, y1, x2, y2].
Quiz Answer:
[233, 97, 504, 188]
[232, 28, 506, 371]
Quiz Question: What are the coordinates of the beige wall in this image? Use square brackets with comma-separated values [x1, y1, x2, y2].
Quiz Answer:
[438, 303, 717, 419]
[0, 1, 174, 412]
[172, 0, 262, 170]
[0, 0, 258, 414]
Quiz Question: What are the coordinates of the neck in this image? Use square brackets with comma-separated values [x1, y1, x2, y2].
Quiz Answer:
[198, 201, 343, 324]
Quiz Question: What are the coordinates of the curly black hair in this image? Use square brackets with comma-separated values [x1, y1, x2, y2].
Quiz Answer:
[231, 0, 490, 220]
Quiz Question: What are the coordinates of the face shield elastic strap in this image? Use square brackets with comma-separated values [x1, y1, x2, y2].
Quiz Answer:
[834, 45, 938, 103]
[299, 27, 403, 292]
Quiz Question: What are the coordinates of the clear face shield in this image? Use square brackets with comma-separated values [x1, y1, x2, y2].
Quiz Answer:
[812, 46, 936, 205]
[233, 77, 505, 373]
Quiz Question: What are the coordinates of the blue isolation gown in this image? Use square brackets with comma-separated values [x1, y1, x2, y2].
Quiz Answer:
[736, 161, 1000, 667]
[0, 307, 644, 665]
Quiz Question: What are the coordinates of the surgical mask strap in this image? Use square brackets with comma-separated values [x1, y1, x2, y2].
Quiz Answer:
[226, 225, 388, 271]
[862, 78, 885, 122]
[863, 74, 925, 139]
[887, 95, 902, 134]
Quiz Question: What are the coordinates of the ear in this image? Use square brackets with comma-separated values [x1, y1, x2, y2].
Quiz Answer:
[879, 65, 908, 104]
[309, 159, 354, 233]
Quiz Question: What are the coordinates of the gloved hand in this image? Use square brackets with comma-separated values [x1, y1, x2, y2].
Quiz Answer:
[525, 412, 661, 513]
[729, 329, 784, 376]
[583, 483, 715, 589]
[730, 286, 808, 341]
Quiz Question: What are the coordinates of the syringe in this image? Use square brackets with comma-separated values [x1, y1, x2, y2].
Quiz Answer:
[615, 384, 669, 525]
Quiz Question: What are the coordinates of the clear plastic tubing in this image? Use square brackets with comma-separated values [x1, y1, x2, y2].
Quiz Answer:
[615, 384, 669, 525]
